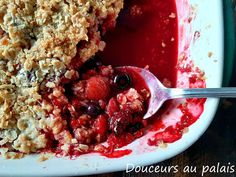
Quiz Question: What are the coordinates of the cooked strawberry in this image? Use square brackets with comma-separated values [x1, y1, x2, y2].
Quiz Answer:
[85, 76, 110, 100]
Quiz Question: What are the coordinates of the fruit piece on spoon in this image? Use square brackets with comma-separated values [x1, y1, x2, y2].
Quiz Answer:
[116, 66, 169, 119]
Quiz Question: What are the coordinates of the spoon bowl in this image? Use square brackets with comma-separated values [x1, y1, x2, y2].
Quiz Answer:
[116, 66, 236, 119]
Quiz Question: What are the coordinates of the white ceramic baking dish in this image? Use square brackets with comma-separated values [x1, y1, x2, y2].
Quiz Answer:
[0, 0, 224, 176]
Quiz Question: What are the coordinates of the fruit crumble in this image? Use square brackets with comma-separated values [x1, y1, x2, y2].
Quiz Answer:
[0, 0, 128, 158]
[0, 0, 202, 160]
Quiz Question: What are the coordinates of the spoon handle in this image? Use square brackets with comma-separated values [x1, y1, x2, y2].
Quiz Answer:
[167, 88, 236, 99]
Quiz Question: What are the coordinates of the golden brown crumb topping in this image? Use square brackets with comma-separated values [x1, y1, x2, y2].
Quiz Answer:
[0, 0, 123, 156]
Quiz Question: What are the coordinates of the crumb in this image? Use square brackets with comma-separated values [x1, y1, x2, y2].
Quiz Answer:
[208, 52, 213, 58]
[182, 127, 189, 134]
[144, 65, 150, 70]
[161, 42, 166, 48]
[169, 13, 176, 18]
[38, 154, 53, 162]
[178, 54, 185, 61]
[157, 140, 168, 149]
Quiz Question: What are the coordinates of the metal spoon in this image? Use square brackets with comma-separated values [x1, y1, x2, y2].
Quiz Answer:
[116, 66, 236, 119]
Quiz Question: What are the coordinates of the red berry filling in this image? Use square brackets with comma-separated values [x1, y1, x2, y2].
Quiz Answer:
[42, 57, 150, 157]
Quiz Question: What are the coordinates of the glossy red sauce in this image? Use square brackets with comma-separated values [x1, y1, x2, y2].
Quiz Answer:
[100, 0, 178, 86]
[102, 149, 132, 158]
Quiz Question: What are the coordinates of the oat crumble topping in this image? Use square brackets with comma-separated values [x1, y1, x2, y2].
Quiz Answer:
[0, 0, 123, 157]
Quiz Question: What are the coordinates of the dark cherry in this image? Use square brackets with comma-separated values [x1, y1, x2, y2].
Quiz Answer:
[80, 56, 102, 73]
[86, 103, 102, 117]
[63, 83, 74, 98]
[113, 73, 131, 89]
